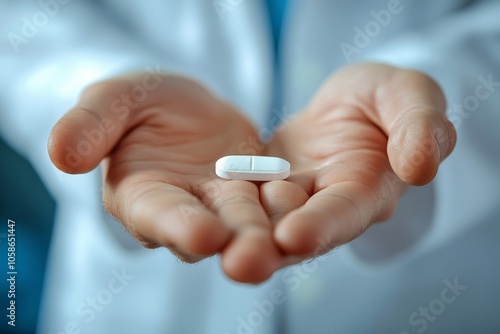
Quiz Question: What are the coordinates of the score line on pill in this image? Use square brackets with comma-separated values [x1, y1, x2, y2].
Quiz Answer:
[215, 155, 290, 181]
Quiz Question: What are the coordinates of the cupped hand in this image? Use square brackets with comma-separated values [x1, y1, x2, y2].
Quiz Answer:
[262, 63, 457, 258]
[48, 64, 457, 284]
[48, 74, 288, 283]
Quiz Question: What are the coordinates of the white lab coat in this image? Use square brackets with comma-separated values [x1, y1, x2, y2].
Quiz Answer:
[1, 0, 499, 333]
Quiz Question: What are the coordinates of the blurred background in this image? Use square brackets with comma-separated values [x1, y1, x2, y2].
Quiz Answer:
[0, 135, 55, 334]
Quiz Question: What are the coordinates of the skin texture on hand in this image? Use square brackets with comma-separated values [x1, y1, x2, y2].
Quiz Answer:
[48, 63, 456, 284]
[264, 63, 456, 257]
[49, 74, 286, 283]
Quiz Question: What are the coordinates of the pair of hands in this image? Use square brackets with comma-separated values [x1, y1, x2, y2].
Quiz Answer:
[48, 63, 456, 284]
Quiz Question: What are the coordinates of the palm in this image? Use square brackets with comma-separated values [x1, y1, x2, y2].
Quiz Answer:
[103, 82, 260, 207]
[265, 94, 403, 255]
[96, 78, 276, 264]
[262, 63, 455, 257]
[82, 77, 288, 283]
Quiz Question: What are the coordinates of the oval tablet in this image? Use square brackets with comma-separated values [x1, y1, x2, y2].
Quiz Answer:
[215, 155, 290, 181]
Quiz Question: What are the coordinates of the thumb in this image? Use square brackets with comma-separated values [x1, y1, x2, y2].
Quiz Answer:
[48, 73, 165, 173]
[380, 70, 457, 185]
[387, 107, 457, 185]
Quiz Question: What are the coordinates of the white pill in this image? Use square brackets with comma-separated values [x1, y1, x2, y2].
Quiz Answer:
[215, 155, 290, 181]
